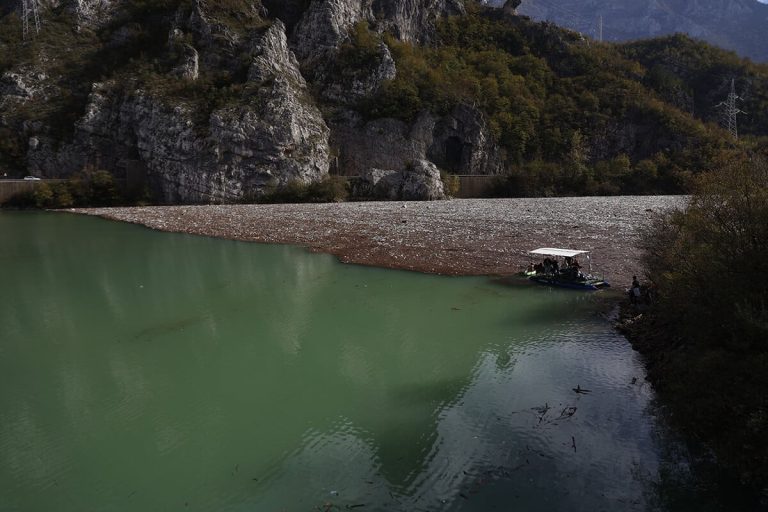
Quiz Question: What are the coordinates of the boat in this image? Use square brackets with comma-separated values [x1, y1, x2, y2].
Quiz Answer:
[523, 248, 610, 290]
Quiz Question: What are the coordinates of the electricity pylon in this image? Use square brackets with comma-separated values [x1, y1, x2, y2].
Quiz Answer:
[21, 0, 41, 41]
[716, 79, 746, 140]
[598, 15, 603, 42]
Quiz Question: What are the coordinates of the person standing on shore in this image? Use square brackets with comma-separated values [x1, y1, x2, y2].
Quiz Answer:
[630, 275, 641, 304]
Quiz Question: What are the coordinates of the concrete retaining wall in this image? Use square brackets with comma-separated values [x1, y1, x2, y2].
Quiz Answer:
[455, 175, 497, 198]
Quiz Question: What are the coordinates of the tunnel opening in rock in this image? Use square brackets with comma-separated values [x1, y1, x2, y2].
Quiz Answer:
[444, 136, 465, 173]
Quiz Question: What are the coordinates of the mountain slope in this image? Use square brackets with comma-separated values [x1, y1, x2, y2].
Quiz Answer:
[0, 0, 767, 203]
[497, 0, 768, 63]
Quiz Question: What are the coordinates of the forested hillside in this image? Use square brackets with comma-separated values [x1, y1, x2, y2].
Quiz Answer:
[0, 0, 766, 203]
[362, 5, 768, 195]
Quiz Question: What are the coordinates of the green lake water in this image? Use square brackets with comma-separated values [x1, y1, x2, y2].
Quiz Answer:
[2, 212, 676, 511]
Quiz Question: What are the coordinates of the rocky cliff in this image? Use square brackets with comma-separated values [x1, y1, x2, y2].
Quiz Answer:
[3, 1, 334, 203]
[0, 0, 468, 201]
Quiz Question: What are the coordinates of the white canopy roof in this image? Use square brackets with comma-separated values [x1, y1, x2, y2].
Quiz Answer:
[528, 248, 590, 258]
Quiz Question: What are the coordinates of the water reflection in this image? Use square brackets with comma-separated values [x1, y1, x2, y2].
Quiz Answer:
[1, 212, 673, 511]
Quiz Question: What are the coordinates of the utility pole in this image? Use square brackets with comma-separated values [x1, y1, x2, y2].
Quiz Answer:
[716, 79, 745, 139]
[21, 0, 41, 41]
[598, 15, 603, 42]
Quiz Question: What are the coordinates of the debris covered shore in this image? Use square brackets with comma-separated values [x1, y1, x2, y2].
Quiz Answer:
[78, 196, 684, 285]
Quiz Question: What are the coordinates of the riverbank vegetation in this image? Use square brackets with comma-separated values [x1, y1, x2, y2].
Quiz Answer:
[625, 155, 768, 500]
[255, 176, 349, 204]
[5, 168, 129, 208]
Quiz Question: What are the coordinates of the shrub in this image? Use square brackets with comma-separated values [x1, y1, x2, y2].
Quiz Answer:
[440, 172, 460, 197]
[641, 155, 768, 349]
[51, 183, 74, 207]
[336, 22, 382, 71]
[305, 175, 349, 203]
[636, 155, 768, 492]
[32, 183, 54, 208]
[89, 170, 121, 206]
[258, 176, 349, 204]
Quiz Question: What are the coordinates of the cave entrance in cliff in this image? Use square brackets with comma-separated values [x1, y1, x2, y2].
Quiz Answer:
[262, 0, 310, 30]
[444, 136, 465, 173]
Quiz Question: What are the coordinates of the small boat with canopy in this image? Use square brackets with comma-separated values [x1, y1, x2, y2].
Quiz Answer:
[523, 248, 610, 290]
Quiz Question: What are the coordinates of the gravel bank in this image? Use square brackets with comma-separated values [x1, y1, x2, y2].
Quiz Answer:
[78, 196, 685, 285]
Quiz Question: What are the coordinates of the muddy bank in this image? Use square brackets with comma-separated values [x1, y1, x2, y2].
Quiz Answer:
[77, 196, 685, 285]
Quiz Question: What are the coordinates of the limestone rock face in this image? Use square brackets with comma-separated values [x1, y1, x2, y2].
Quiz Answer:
[248, 21, 306, 86]
[291, 0, 465, 78]
[36, 0, 122, 28]
[4, 0, 471, 203]
[356, 160, 446, 200]
[331, 105, 503, 178]
[0, 69, 49, 106]
[292, 0, 370, 63]
[399, 159, 446, 200]
[72, 0, 120, 27]
[171, 42, 200, 80]
[369, 0, 465, 42]
[332, 114, 428, 175]
[321, 42, 397, 103]
[26, 21, 330, 203]
[426, 105, 503, 175]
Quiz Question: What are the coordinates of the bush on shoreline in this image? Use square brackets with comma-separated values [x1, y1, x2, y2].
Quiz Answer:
[255, 176, 349, 204]
[5, 168, 125, 208]
[630, 155, 768, 497]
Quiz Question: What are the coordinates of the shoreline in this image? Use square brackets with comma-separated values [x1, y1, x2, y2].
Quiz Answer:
[75, 196, 685, 285]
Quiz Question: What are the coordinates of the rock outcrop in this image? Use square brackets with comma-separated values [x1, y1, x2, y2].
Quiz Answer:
[292, 0, 370, 63]
[331, 105, 503, 178]
[71, 0, 121, 27]
[321, 42, 397, 103]
[35, 0, 122, 28]
[292, 0, 465, 60]
[0, 69, 49, 107]
[170, 30, 200, 80]
[2, 0, 475, 202]
[25, 21, 330, 203]
[368, 0, 465, 42]
[353, 159, 446, 200]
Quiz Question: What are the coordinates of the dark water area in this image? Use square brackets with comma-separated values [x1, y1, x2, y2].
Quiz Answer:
[0, 211, 731, 511]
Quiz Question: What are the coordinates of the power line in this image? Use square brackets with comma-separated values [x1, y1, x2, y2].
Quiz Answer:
[20, 0, 41, 41]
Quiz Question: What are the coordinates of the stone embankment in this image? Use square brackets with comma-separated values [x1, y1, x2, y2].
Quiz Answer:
[79, 196, 685, 284]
